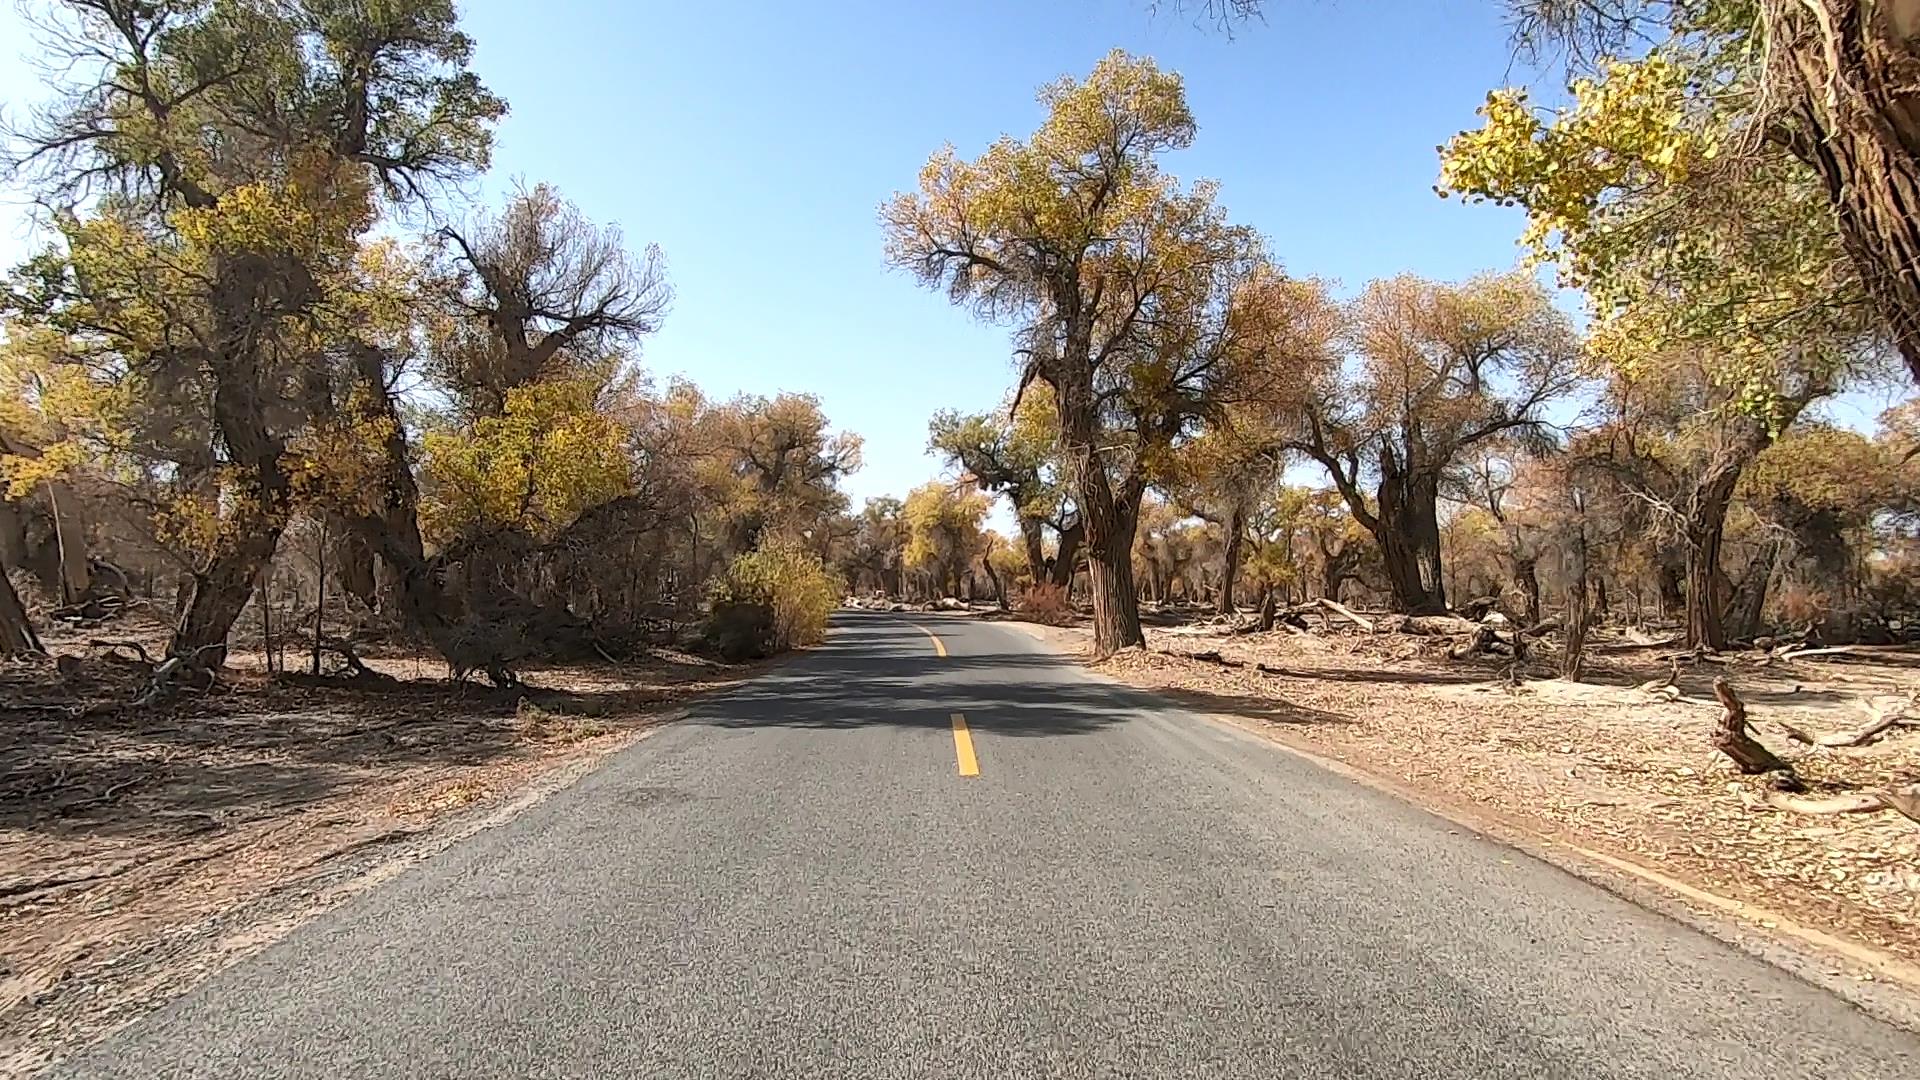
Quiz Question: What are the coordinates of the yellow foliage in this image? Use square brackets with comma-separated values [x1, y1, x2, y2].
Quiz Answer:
[420, 378, 632, 543]
[707, 542, 843, 652]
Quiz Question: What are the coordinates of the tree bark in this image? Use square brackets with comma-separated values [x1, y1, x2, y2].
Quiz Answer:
[45, 483, 89, 605]
[1019, 516, 1047, 583]
[1726, 539, 1783, 643]
[1768, 2, 1920, 384]
[1048, 519, 1084, 589]
[0, 570, 42, 657]
[1683, 474, 1739, 652]
[1217, 499, 1246, 615]
[1086, 520, 1145, 655]
[1711, 678, 1793, 776]
[173, 527, 281, 663]
[1373, 468, 1448, 614]
[1562, 530, 1590, 680]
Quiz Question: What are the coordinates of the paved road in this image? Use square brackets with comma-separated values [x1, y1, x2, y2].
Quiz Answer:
[52, 614, 1920, 1078]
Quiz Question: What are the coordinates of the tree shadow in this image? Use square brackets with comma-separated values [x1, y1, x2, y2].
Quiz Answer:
[686, 614, 1352, 736]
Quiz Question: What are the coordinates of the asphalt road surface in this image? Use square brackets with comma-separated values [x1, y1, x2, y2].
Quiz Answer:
[51, 613, 1920, 1078]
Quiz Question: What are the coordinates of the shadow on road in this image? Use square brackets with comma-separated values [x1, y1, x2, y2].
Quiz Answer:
[688, 613, 1350, 736]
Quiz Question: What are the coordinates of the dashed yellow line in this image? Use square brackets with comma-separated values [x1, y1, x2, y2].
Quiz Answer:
[915, 623, 947, 658]
[950, 712, 980, 777]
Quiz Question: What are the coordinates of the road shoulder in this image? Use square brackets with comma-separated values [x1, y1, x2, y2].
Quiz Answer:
[995, 617, 1920, 1035]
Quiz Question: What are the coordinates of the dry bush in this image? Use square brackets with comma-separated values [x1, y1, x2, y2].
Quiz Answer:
[1773, 581, 1832, 628]
[514, 698, 613, 744]
[1016, 582, 1073, 625]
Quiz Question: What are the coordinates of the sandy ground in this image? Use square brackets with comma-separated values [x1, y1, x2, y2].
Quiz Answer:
[0, 624, 765, 1077]
[1007, 612, 1920, 980]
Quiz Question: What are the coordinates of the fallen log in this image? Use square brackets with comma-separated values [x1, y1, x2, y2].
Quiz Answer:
[1448, 624, 1513, 661]
[1400, 614, 1480, 637]
[88, 638, 155, 665]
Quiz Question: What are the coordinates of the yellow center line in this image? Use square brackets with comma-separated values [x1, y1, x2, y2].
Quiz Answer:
[950, 712, 980, 777]
[915, 623, 948, 658]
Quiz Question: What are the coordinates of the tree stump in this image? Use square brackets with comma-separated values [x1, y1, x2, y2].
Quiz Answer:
[1710, 678, 1796, 781]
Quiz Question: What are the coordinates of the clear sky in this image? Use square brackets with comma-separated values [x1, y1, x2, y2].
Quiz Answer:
[0, 0, 1900, 508]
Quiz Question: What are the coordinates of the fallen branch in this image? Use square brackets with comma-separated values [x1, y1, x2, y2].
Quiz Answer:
[1187, 649, 1245, 669]
[1516, 617, 1561, 640]
[1777, 696, 1914, 748]
[87, 638, 155, 665]
[1777, 644, 1920, 662]
[1762, 785, 1920, 827]
[1448, 624, 1509, 661]
[1635, 656, 1683, 701]
[1314, 597, 1374, 633]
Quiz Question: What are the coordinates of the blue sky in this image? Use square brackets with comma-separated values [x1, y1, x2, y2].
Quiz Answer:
[0, 0, 1902, 509]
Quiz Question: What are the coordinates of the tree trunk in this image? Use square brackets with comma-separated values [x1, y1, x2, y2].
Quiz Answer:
[1726, 539, 1783, 643]
[1373, 469, 1448, 614]
[1047, 520, 1083, 589]
[1320, 549, 1350, 604]
[1769, 2, 1920, 384]
[1218, 499, 1246, 615]
[1515, 556, 1542, 628]
[173, 526, 282, 663]
[0, 501, 25, 571]
[1657, 560, 1685, 619]
[0, 570, 42, 657]
[333, 522, 378, 611]
[46, 483, 89, 605]
[1593, 574, 1611, 621]
[1086, 522, 1145, 656]
[1018, 516, 1047, 584]
[981, 556, 1007, 610]
[1561, 530, 1590, 680]
[1683, 476, 1738, 652]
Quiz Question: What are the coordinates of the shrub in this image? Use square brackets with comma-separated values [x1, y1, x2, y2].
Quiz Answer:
[514, 698, 612, 744]
[702, 543, 842, 659]
[1015, 582, 1072, 626]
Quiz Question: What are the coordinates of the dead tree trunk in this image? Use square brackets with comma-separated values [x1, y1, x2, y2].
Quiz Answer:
[1711, 678, 1795, 778]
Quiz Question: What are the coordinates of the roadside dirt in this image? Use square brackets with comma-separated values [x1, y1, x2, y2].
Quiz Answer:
[0, 619, 763, 1078]
[1014, 615, 1920, 978]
